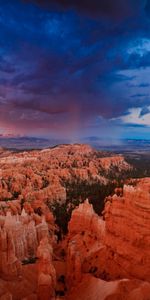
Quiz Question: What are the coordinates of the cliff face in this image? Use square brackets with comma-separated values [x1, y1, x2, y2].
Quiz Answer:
[65, 178, 150, 299]
[66, 200, 105, 280]
[66, 274, 150, 300]
[69, 179, 150, 282]
[68, 199, 105, 240]
[0, 144, 149, 300]
[0, 210, 51, 280]
[102, 178, 150, 281]
[37, 237, 56, 300]
[0, 178, 150, 299]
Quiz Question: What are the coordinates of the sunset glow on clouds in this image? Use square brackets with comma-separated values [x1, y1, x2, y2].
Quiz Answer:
[0, 0, 150, 140]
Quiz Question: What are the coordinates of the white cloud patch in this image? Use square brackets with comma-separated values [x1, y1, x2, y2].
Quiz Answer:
[113, 106, 150, 126]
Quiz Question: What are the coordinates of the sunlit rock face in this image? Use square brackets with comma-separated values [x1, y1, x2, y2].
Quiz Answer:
[99, 156, 131, 172]
[68, 199, 105, 240]
[66, 179, 150, 299]
[0, 145, 149, 300]
[0, 210, 50, 280]
[102, 178, 150, 281]
[0, 177, 149, 299]
[0, 226, 22, 280]
[37, 237, 56, 300]
[69, 178, 150, 281]
[66, 200, 105, 289]
[0, 144, 131, 207]
[66, 274, 150, 300]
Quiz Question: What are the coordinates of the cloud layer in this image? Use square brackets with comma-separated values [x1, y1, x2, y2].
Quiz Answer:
[0, 0, 150, 139]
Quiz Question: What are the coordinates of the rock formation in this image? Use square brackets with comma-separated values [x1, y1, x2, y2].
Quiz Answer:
[65, 178, 150, 299]
[0, 226, 22, 280]
[66, 274, 150, 300]
[101, 178, 150, 281]
[0, 144, 149, 300]
[68, 199, 105, 240]
[0, 144, 131, 206]
[0, 210, 50, 280]
[65, 200, 105, 287]
[37, 237, 56, 300]
[66, 240, 82, 289]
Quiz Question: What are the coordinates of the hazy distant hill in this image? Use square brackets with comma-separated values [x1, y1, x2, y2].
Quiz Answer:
[0, 135, 150, 151]
[0, 136, 69, 150]
[83, 137, 150, 152]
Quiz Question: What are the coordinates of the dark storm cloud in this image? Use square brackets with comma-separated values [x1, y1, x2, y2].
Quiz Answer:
[131, 94, 149, 98]
[145, 0, 150, 17]
[0, 57, 16, 73]
[0, 0, 150, 137]
[12, 98, 71, 115]
[25, 0, 141, 20]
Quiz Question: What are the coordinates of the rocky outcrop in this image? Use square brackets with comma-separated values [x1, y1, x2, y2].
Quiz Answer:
[66, 240, 82, 289]
[67, 179, 150, 284]
[0, 144, 131, 206]
[37, 237, 56, 300]
[68, 199, 105, 240]
[0, 292, 12, 300]
[99, 156, 131, 172]
[0, 226, 22, 280]
[65, 179, 150, 299]
[0, 210, 50, 279]
[66, 274, 150, 300]
[101, 178, 150, 281]
[1, 144, 148, 300]
[0, 177, 149, 300]
[65, 200, 105, 288]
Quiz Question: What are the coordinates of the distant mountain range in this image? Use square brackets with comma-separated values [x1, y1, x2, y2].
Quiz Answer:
[0, 136, 69, 150]
[0, 135, 149, 151]
[82, 137, 150, 151]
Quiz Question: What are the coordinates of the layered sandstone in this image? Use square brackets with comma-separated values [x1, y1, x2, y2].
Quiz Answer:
[37, 237, 56, 300]
[65, 200, 106, 291]
[66, 178, 150, 294]
[0, 144, 131, 207]
[0, 210, 50, 279]
[102, 178, 150, 281]
[0, 178, 150, 299]
[0, 144, 148, 300]
[66, 274, 150, 300]
[68, 199, 105, 240]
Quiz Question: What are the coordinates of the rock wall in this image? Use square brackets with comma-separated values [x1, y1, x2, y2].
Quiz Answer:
[0, 210, 49, 280]
[66, 274, 150, 300]
[63, 179, 150, 300]
[37, 237, 56, 300]
[68, 199, 105, 240]
[102, 178, 150, 281]
[66, 199, 105, 286]
[67, 179, 150, 285]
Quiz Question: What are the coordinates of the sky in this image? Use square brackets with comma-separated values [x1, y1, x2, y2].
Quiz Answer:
[0, 0, 150, 141]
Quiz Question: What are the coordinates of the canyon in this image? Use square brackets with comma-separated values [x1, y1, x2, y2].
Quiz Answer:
[0, 144, 149, 299]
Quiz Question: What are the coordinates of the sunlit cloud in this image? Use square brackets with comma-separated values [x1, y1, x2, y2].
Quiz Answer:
[116, 107, 150, 127]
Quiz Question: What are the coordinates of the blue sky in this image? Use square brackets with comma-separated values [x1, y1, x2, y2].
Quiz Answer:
[0, 0, 150, 140]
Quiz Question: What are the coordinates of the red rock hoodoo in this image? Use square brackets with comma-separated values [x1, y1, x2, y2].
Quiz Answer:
[65, 178, 150, 300]
[0, 145, 149, 300]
